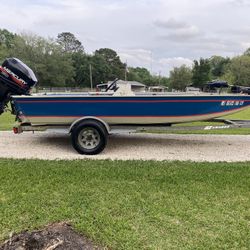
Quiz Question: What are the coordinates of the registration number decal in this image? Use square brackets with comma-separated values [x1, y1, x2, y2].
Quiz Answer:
[221, 100, 244, 106]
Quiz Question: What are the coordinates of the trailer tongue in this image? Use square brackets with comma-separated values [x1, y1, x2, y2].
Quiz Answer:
[0, 58, 37, 115]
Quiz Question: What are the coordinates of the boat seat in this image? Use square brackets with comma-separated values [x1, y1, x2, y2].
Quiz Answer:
[113, 84, 135, 96]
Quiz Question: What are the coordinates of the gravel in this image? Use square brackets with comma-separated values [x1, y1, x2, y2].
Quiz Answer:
[0, 131, 249, 162]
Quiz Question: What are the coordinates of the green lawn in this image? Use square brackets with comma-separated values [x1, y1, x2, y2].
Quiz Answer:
[0, 111, 15, 130]
[0, 159, 250, 249]
[223, 107, 250, 120]
[151, 108, 250, 135]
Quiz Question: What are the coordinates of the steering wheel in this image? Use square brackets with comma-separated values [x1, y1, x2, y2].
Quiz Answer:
[105, 78, 119, 92]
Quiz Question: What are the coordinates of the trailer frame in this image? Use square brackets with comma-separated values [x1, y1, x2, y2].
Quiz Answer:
[12, 117, 250, 155]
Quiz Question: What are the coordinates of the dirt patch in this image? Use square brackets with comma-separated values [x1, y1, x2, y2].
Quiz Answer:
[0, 222, 105, 250]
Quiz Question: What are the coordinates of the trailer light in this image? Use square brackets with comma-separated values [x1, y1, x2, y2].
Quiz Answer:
[13, 127, 19, 134]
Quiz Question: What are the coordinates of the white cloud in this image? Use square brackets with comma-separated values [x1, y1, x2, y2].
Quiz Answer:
[241, 42, 250, 51]
[0, 0, 249, 75]
[157, 57, 193, 76]
[162, 26, 201, 40]
[118, 49, 193, 76]
[154, 18, 201, 40]
[154, 18, 190, 29]
[229, 0, 250, 6]
[158, 57, 193, 68]
[118, 49, 152, 70]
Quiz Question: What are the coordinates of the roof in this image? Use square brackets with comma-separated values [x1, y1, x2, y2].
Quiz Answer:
[149, 85, 167, 89]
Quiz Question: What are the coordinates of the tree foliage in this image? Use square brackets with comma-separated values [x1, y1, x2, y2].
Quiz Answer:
[91, 53, 112, 85]
[7, 33, 75, 86]
[0, 29, 16, 48]
[169, 65, 192, 91]
[209, 56, 230, 79]
[71, 52, 112, 87]
[71, 52, 91, 87]
[57, 32, 84, 53]
[94, 48, 126, 80]
[243, 47, 250, 56]
[1, 28, 250, 88]
[0, 29, 16, 62]
[226, 55, 250, 86]
[192, 58, 211, 88]
[127, 67, 151, 83]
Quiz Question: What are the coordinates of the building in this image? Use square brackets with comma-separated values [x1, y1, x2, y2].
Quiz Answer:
[148, 86, 168, 92]
[96, 80, 146, 92]
[185, 86, 201, 92]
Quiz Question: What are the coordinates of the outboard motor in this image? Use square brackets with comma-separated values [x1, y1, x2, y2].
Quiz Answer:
[0, 58, 37, 114]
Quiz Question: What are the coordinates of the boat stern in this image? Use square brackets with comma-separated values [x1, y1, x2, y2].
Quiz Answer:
[0, 57, 37, 115]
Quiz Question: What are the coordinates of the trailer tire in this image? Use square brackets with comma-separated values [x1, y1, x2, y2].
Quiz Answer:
[71, 120, 108, 155]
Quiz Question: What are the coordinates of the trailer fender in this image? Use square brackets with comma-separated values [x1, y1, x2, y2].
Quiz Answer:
[69, 116, 110, 134]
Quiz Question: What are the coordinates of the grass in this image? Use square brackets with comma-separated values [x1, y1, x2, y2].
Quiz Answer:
[150, 108, 250, 135]
[0, 111, 15, 130]
[223, 107, 250, 120]
[0, 159, 250, 249]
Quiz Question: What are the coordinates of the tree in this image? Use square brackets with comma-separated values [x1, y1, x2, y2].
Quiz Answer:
[226, 55, 250, 86]
[8, 33, 75, 86]
[147, 74, 170, 87]
[71, 52, 91, 87]
[243, 47, 250, 56]
[209, 55, 230, 79]
[57, 32, 84, 53]
[0, 29, 16, 63]
[0, 29, 16, 48]
[91, 53, 112, 85]
[169, 65, 192, 91]
[71, 52, 112, 87]
[127, 67, 152, 84]
[192, 58, 211, 88]
[160, 77, 170, 87]
[94, 48, 126, 80]
[221, 71, 235, 85]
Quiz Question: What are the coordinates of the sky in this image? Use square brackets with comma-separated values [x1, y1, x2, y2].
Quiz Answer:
[0, 0, 250, 76]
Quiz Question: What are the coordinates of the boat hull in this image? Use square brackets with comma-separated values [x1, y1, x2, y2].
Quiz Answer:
[12, 95, 250, 125]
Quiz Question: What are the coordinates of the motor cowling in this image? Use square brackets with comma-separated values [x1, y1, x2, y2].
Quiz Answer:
[0, 58, 37, 114]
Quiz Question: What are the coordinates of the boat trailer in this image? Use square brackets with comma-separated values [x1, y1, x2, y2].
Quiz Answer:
[1, 57, 250, 155]
[13, 119, 250, 133]
[12, 117, 250, 155]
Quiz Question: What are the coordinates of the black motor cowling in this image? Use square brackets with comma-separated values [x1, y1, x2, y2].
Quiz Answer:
[0, 58, 37, 114]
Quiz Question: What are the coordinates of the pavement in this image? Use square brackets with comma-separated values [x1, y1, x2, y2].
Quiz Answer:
[0, 131, 249, 162]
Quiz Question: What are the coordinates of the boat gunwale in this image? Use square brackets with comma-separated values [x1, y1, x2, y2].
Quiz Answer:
[12, 93, 250, 99]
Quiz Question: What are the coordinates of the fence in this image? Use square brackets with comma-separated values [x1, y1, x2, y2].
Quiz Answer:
[35, 87, 93, 93]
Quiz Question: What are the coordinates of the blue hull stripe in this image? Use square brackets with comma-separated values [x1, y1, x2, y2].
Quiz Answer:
[25, 107, 247, 118]
[13, 96, 250, 119]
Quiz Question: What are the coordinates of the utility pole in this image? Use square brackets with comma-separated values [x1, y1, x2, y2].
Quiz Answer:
[158, 71, 161, 85]
[89, 64, 93, 90]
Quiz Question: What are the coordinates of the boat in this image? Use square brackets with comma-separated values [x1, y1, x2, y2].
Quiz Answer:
[11, 92, 249, 125]
[0, 58, 250, 154]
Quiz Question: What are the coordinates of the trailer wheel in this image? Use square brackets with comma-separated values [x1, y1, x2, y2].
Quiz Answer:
[71, 120, 108, 155]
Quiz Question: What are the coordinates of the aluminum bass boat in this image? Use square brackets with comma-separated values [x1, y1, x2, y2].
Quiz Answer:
[11, 93, 250, 126]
